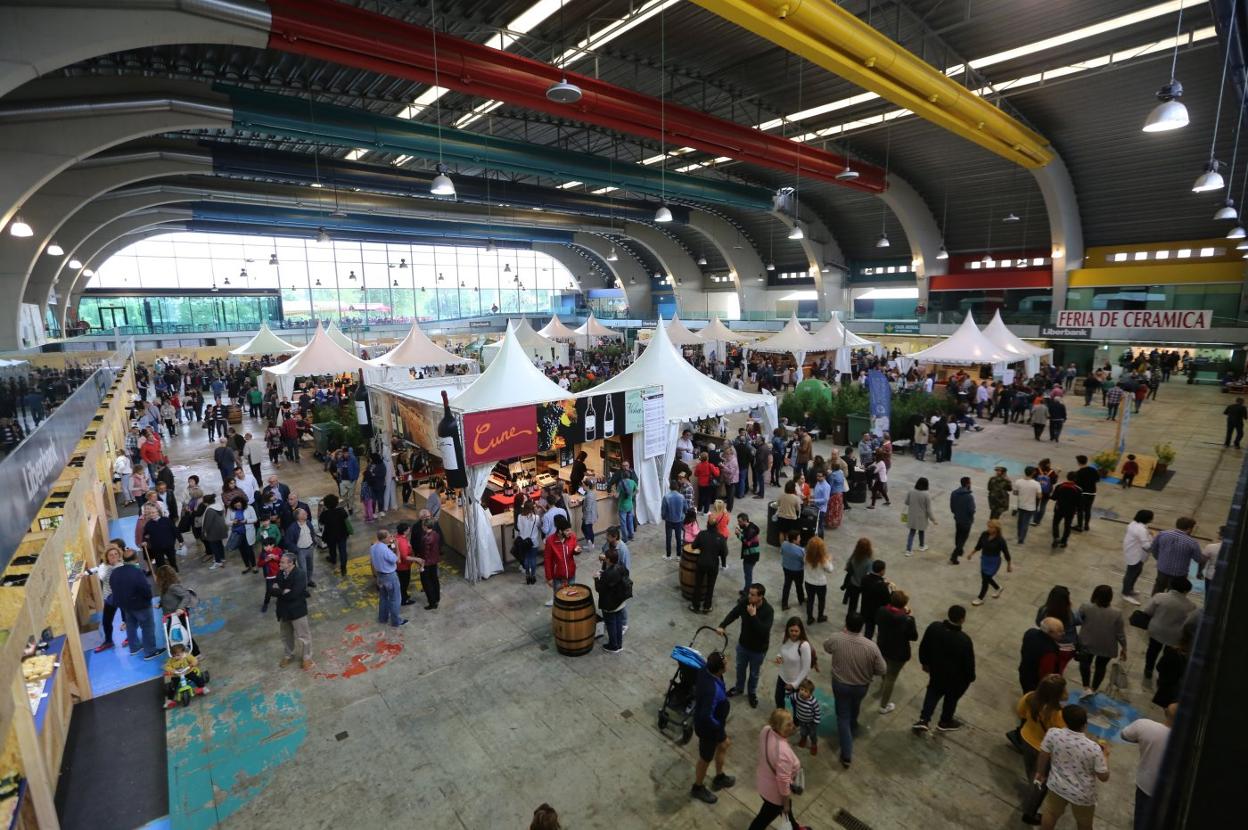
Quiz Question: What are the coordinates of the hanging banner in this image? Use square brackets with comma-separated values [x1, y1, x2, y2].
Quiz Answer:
[642, 388, 667, 459]
[463, 405, 538, 465]
[1055, 310, 1213, 330]
[552, 392, 629, 447]
[867, 369, 892, 436]
[392, 398, 440, 450]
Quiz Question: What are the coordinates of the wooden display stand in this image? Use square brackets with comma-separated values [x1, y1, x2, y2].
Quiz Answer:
[0, 360, 134, 829]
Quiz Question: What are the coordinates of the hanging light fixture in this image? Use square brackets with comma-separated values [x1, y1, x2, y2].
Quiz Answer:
[607, 247, 618, 262]
[1002, 212, 1020, 223]
[1193, 9, 1237, 192]
[546, 76, 582, 104]
[835, 165, 859, 182]
[1215, 199, 1239, 220]
[1142, 5, 1190, 133]
[430, 163, 456, 196]
[392, 278, 399, 287]
[68, 259, 82, 270]
[787, 224, 805, 240]
[7, 217, 32, 237]
[936, 245, 949, 261]
[81, 268, 94, 278]
[346, 270, 356, 280]
[46, 242, 64, 256]
[654, 204, 673, 223]
[697, 253, 708, 266]
[766, 261, 776, 271]
[875, 233, 890, 248]
[268, 252, 279, 266]
[1237, 239, 1248, 250]
[503, 263, 511, 273]
[399, 258, 408, 269]
[223, 275, 231, 286]
[1228, 224, 1247, 239]
[316, 227, 331, 244]
[211, 281, 219, 292]
[428, 3, 456, 199]
[1215, 71, 1248, 220]
[239, 267, 247, 279]
[486, 240, 497, 254]
[329, 207, 347, 218]
[315, 278, 322, 286]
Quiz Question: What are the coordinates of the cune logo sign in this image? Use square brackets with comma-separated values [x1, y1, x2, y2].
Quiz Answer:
[463, 405, 538, 464]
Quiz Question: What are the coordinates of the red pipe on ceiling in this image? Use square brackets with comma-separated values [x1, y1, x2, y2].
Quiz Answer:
[266, 0, 886, 194]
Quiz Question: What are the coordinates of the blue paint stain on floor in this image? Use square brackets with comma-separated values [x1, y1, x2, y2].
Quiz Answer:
[108, 514, 139, 544]
[83, 603, 167, 696]
[942, 451, 1026, 476]
[1065, 690, 1142, 744]
[166, 684, 307, 830]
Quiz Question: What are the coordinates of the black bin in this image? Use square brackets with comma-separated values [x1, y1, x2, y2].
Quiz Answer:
[798, 505, 819, 545]
[846, 471, 869, 504]
[766, 500, 780, 547]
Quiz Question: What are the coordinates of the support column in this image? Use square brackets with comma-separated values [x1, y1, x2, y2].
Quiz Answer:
[1031, 158, 1084, 314]
[621, 221, 707, 316]
[876, 174, 947, 314]
[571, 233, 652, 315]
[686, 209, 767, 315]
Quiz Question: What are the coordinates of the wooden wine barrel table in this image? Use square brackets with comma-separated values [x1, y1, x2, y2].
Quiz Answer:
[552, 584, 597, 656]
[680, 544, 699, 600]
[226, 403, 243, 424]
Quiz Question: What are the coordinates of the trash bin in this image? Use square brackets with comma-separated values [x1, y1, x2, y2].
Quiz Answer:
[312, 422, 335, 454]
[846, 412, 872, 442]
[846, 470, 869, 504]
[766, 500, 780, 547]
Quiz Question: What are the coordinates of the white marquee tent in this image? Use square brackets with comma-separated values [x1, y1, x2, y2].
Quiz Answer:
[746, 313, 822, 379]
[591, 319, 778, 524]
[812, 316, 882, 374]
[536, 314, 581, 341]
[663, 313, 706, 347]
[699, 316, 751, 363]
[367, 320, 478, 380]
[981, 310, 1054, 376]
[325, 321, 360, 353]
[481, 318, 569, 366]
[906, 312, 1014, 366]
[261, 321, 379, 399]
[573, 312, 623, 348]
[229, 323, 300, 356]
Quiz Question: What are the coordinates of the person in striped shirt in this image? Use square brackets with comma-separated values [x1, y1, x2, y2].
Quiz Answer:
[793, 679, 821, 756]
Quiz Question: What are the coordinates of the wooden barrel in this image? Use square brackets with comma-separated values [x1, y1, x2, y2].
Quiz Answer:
[680, 543, 699, 600]
[552, 584, 597, 656]
[226, 403, 243, 424]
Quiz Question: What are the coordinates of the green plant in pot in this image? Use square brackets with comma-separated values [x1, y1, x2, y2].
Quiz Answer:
[1154, 442, 1176, 475]
[1091, 449, 1121, 476]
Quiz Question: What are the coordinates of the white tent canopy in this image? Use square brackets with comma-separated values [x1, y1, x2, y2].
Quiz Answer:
[906, 312, 1014, 365]
[481, 318, 569, 367]
[367, 321, 477, 378]
[573, 312, 623, 340]
[261, 321, 379, 399]
[981, 310, 1054, 376]
[536, 314, 581, 341]
[325, 321, 360, 353]
[663, 313, 706, 347]
[747, 314, 822, 379]
[451, 326, 569, 413]
[812, 316, 879, 350]
[591, 319, 778, 525]
[229, 323, 300, 356]
[700, 317, 751, 343]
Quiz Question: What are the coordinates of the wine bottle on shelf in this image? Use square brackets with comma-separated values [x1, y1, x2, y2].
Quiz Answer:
[354, 370, 373, 438]
[438, 390, 468, 489]
[603, 395, 615, 438]
[584, 396, 597, 442]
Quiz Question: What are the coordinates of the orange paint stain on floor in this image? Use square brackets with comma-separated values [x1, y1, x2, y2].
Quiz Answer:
[313, 622, 405, 680]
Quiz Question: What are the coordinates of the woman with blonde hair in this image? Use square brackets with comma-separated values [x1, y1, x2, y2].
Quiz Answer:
[747, 708, 806, 830]
[968, 518, 1012, 606]
[707, 499, 731, 569]
[802, 536, 836, 624]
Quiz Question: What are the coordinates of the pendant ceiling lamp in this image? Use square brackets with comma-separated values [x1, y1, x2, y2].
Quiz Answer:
[936, 245, 949, 260]
[269, 252, 279, 265]
[428, 0, 455, 198]
[46, 242, 64, 256]
[607, 246, 618, 262]
[788, 224, 805, 240]
[1142, 5, 1190, 133]
[654, 204, 673, 223]
[1215, 62, 1248, 220]
[1193, 6, 1237, 193]
[8, 217, 32, 237]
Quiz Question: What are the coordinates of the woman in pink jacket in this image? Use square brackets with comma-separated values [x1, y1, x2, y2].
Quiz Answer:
[747, 709, 807, 830]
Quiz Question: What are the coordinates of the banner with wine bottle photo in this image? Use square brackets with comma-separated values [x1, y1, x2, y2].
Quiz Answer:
[549, 391, 629, 449]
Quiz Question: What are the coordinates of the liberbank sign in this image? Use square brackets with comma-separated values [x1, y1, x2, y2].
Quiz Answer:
[1055, 310, 1214, 330]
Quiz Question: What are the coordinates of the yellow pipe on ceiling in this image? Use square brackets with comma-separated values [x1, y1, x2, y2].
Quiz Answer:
[690, 0, 1055, 169]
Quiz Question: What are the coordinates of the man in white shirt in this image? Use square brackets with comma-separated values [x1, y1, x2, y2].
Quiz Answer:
[1035, 704, 1110, 830]
[243, 431, 266, 482]
[557, 375, 570, 390]
[234, 464, 259, 506]
[1121, 509, 1155, 604]
[1121, 704, 1174, 830]
[113, 450, 134, 505]
[676, 430, 695, 465]
[1013, 467, 1044, 545]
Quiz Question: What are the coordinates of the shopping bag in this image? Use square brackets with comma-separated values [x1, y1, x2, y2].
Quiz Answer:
[900, 511, 908, 524]
[1109, 659, 1130, 693]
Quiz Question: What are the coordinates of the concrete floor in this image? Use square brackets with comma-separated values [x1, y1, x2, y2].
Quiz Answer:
[120, 381, 1239, 830]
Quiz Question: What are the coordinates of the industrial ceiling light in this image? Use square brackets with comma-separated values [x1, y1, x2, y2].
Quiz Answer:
[503, 263, 512, 273]
[982, 254, 996, 266]
[546, 76, 583, 104]
[310, 181, 324, 189]
[348, 270, 357, 280]
[607, 247, 618, 262]
[223, 275, 231, 286]
[1193, 160, 1225, 192]
[392, 278, 399, 287]
[46, 242, 64, 256]
[82, 268, 94, 278]
[787, 224, 805, 240]
[399, 258, 408, 268]
[1143, 6, 1189, 133]
[936, 245, 949, 260]
[1003, 212, 1020, 223]
[68, 259, 82, 270]
[697, 254, 708, 266]
[211, 281, 219, 292]
[315, 278, 322, 286]
[430, 163, 456, 197]
[1228, 224, 1246, 239]
[654, 271, 662, 279]
[8, 217, 32, 237]
[329, 207, 347, 218]
[835, 166, 859, 182]
[654, 204, 673, 223]
[1237, 238, 1248, 249]
[766, 261, 776, 271]
[239, 268, 248, 279]
[486, 239, 497, 253]
[875, 233, 890, 248]
[1214, 199, 1238, 220]
[316, 227, 331, 244]
[268, 252, 279, 266]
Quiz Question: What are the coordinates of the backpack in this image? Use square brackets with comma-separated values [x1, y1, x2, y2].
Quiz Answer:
[619, 569, 634, 601]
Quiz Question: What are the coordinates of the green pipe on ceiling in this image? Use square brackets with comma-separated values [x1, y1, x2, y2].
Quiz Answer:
[219, 85, 776, 211]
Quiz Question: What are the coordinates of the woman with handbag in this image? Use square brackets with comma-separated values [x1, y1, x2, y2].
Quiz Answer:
[1076, 585, 1127, 697]
[516, 500, 543, 585]
[747, 708, 808, 830]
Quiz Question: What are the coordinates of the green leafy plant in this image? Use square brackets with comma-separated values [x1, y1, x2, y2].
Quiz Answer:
[312, 403, 366, 455]
[1091, 449, 1121, 473]
[1154, 442, 1176, 465]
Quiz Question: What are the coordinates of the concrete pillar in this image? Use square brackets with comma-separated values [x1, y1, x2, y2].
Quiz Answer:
[621, 221, 707, 317]
[0, 0, 270, 99]
[686, 209, 767, 315]
[59, 209, 192, 331]
[877, 174, 948, 313]
[0, 78, 232, 231]
[571, 233, 652, 315]
[1031, 158, 1084, 314]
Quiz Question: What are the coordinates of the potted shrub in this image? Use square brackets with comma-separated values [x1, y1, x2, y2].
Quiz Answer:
[1154, 442, 1176, 476]
[1091, 449, 1121, 477]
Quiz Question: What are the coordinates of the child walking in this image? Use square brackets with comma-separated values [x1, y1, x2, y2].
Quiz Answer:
[259, 542, 282, 613]
[1121, 454, 1139, 488]
[793, 679, 821, 755]
[162, 641, 209, 708]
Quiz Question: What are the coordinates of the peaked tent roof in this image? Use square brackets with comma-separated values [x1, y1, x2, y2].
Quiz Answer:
[906, 312, 1014, 365]
[748, 313, 822, 354]
[663, 313, 706, 347]
[573, 312, 623, 339]
[811, 316, 879, 350]
[536, 314, 581, 341]
[324, 320, 359, 352]
[229, 323, 300, 355]
[592, 319, 772, 422]
[700, 317, 752, 343]
[451, 326, 570, 413]
[367, 321, 476, 369]
[981, 310, 1053, 360]
[265, 322, 375, 377]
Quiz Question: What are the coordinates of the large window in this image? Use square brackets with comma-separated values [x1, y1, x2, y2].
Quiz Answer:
[89, 231, 579, 325]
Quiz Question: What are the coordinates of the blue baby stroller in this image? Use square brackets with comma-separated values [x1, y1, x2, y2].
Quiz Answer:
[657, 626, 727, 744]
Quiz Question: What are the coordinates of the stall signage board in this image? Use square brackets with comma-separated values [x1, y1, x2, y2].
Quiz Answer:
[1054, 310, 1213, 330]
[468, 320, 492, 329]
[624, 388, 647, 433]
[1039, 325, 1091, 339]
[463, 405, 538, 465]
[883, 322, 921, 334]
[393, 398, 440, 449]
[642, 387, 666, 459]
[552, 392, 628, 447]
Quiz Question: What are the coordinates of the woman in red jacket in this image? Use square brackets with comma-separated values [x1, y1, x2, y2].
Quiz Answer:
[543, 514, 581, 607]
[694, 452, 721, 515]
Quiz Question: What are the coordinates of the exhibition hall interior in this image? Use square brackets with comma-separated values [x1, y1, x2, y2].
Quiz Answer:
[0, 1, 1245, 829]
